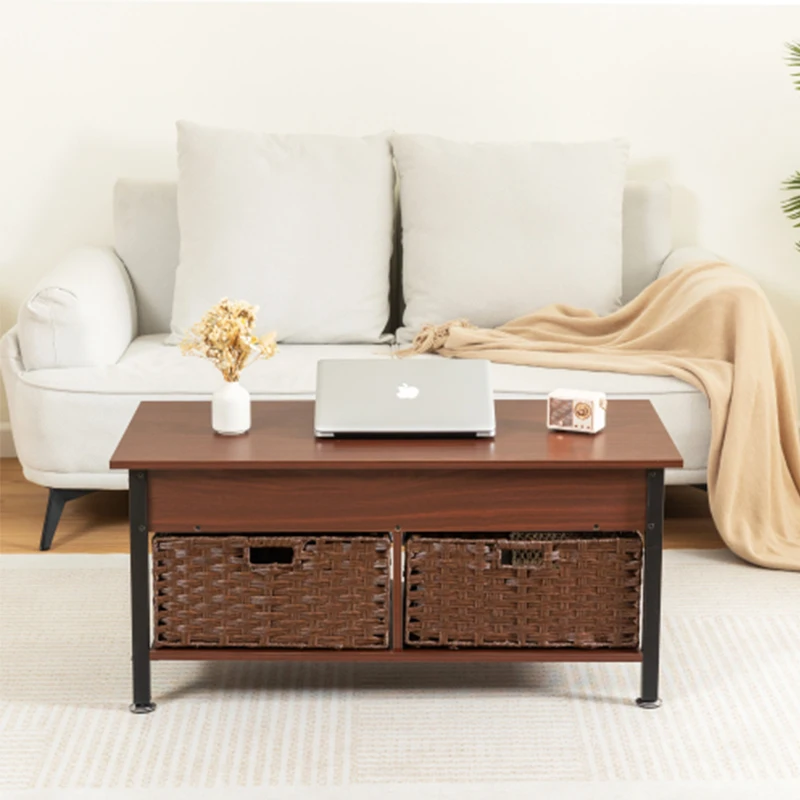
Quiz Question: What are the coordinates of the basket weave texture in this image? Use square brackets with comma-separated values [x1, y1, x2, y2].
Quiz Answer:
[153, 534, 390, 649]
[405, 532, 643, 649]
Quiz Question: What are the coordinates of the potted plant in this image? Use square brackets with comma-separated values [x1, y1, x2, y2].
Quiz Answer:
[783, 41, 800, 251]
[181, 298, 277, 435]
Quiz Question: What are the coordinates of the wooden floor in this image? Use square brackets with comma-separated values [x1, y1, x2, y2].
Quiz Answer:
[0, 458, 725, 554]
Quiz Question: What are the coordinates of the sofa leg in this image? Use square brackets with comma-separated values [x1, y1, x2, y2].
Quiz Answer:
[40, 489, 95, 551]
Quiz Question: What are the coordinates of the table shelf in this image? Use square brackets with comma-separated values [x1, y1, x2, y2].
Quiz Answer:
[150, 647, 643, 663]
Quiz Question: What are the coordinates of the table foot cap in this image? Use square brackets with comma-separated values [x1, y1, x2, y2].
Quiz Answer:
[129, 702, 156, 715]
[635, 697, 662, 710]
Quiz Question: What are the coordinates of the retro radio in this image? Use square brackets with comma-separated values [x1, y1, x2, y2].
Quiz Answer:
[546, 389, 607, 434]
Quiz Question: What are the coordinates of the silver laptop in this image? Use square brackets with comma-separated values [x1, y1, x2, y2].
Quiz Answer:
[314, 358, 496, 438]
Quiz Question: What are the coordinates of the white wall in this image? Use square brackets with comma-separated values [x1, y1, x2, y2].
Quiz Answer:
[1, 2, 799, 432]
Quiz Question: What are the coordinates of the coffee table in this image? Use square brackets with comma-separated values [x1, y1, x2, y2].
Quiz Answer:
[110, 399, 682, 713]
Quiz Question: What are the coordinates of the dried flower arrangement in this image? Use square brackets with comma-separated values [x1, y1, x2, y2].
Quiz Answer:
[180, 298, 277, 382]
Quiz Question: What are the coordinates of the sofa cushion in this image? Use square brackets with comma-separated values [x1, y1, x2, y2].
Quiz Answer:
[17, 247, 137, 371]
[114, 180, 179, 336]
[14, 335, 709, 479]
[112, 178, 670, 336]
[170, 121, 395, 344]
[622, 181, 671, 303]
[24, 337, 393, 396]
[391, 135, 629, 339]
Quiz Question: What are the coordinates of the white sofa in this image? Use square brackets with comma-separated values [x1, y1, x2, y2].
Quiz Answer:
[0, 178, 715, 548]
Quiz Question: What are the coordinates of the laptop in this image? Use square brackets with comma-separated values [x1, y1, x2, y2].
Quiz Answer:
[314, 358, 496, 438]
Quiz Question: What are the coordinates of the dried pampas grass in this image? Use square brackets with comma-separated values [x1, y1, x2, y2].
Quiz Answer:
[180, 298, 277, 382]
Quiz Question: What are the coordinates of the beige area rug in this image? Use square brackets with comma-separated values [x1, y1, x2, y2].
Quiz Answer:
[1, 551, 800, 799]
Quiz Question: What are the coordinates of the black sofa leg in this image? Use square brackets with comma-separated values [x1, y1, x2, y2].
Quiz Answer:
[40, 489, 95, 551]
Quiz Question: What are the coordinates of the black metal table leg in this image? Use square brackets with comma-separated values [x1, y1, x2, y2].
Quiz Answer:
[129, 470, 155, 714]
[637, 468, 665, 709]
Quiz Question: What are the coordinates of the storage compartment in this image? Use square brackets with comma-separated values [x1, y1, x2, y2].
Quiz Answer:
[153, 534, 391, 649]
[404, 532, 643, 649]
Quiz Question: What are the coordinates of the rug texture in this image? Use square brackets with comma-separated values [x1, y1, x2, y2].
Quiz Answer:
[1, 550, 799, 793]
[399, 261, 800, 570]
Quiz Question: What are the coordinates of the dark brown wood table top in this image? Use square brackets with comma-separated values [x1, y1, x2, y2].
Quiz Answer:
[111, 399, 682, 471]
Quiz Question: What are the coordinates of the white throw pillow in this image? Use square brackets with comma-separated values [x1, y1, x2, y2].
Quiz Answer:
[391, 135, 629, 339]
[170, 121, 395, 344]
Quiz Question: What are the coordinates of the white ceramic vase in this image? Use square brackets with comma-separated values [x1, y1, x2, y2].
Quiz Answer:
[212, 380, 251, 435]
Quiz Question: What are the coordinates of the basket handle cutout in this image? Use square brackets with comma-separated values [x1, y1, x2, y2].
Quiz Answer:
[499, 546, 559, 569]
[249, 546, 294, 566]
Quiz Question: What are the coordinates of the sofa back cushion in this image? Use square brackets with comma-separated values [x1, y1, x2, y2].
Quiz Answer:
[166, 121, 394, 344]
[622, 180, 672, 302]
[114, 180, 179, 336]
[113, 175, 671, 337]
[392, 135, 629, 337]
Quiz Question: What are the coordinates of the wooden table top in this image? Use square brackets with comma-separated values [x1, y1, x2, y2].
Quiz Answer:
[110, 399, 682, 471]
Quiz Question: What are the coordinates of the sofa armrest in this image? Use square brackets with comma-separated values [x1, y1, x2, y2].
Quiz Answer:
[17, 246, 137, 371]
[657, 246, 722, 281]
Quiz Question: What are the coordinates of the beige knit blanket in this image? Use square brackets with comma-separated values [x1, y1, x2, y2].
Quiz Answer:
[399, 262, 800, 571]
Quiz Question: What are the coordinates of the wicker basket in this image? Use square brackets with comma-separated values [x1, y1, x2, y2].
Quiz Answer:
[405, 532, 643, 649]
[153, 534, 391, 649]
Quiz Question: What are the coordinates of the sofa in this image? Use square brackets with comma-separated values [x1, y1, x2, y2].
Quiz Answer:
[0, 138, 718, 550]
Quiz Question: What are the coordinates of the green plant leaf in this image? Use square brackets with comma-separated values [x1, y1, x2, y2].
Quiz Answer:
[789, 41, 800, 89]
[783, 172, 800, 191]
[783, 45, 800, 249]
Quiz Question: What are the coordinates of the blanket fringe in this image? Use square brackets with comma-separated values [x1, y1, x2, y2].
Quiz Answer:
[396, 319, 475, 356]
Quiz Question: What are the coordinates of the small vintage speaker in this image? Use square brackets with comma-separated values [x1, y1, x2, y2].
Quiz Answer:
[547, 389, 607, 434]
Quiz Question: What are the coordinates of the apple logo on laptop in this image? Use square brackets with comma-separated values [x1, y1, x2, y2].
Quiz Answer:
[396, 382, 420, 400]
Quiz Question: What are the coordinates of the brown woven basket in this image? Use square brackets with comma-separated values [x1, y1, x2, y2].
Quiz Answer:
[405, 532, 643, 649]
[153, 534, 391, 649]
